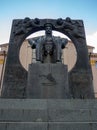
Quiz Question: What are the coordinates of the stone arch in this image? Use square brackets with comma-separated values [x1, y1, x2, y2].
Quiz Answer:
[19, 30, 76, 71]
[1, 18, 94, 98]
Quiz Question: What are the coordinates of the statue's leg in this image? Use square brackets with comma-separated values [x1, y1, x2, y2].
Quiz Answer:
[56, 44, 62, 62]
[36, 45, 40, 61]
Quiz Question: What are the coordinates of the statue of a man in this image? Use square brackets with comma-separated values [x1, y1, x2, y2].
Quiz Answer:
[28, 23, 68, 63]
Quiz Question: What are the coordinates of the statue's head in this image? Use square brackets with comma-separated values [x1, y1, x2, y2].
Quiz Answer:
[45, 23, 52, 35]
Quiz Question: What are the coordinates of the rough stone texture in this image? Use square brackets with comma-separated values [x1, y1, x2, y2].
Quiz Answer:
[69, 70, 94, 98]
[27, 63, 70, 98]
[0, 123, 48, 130]
[48, 123, 92, 130]
[0, 99, 97, 130]
[1, 18, 94, 98]
[0, 123, 95, 130]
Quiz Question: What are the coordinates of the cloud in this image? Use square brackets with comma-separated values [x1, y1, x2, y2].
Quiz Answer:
[86, 31, 97, 53]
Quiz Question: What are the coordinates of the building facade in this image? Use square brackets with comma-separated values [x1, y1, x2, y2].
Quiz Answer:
[0, 40, 97, 97]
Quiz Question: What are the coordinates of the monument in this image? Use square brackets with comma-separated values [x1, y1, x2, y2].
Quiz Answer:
[27, 23, 70, 98]
[0, 17, 96, 130]
[1, 17, 94, 98]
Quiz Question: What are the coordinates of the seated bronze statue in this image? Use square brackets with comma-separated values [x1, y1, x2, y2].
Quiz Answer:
[28, 23, 68, 63]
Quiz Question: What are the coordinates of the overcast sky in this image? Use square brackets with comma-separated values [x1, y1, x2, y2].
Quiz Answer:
[0, 0, 97, 52]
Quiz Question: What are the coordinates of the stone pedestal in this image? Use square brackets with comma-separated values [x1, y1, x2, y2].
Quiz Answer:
[27, 63, 70, 98]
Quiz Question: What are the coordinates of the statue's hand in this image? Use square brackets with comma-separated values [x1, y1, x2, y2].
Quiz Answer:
[61, 38, 68, 49]
[28, 39, 36, 49]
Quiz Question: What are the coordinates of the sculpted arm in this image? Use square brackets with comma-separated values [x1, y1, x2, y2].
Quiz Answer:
[28, 39, 36, 49]
[61, 38, 68, 49]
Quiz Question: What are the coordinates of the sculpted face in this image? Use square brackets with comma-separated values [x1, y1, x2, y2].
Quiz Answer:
[46, 26, 52, 34]
[45, 24, 52, 35]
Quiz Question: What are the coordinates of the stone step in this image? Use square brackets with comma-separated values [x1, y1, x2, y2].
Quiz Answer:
[0, 108, 97, 122]
[0, 99, 97, 130]
[0, 122, 97, 130]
